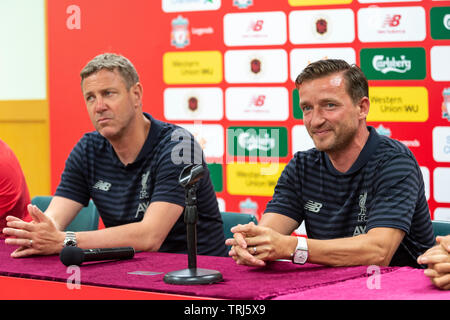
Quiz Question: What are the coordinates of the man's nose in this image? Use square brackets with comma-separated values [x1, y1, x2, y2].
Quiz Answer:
[94, 96, 107, 112]
[310, 108, 325, 127]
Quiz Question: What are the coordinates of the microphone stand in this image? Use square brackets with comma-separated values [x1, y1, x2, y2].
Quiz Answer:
[163, 164, 223, 285]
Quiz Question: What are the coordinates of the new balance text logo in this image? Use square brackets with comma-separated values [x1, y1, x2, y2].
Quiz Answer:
[93, 180, 111, 191]
[304, 200, 322, 213]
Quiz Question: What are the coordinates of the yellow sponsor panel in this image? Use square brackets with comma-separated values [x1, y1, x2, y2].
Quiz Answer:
[226, 162, 286, 196]
[289, 0, 352, 5]
[367, 87, 428, 122]
[163, 51, 222, 84]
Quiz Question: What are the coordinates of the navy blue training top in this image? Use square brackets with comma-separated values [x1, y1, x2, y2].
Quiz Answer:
[55, 113, 227, 257]
[265, 126, 435, 267]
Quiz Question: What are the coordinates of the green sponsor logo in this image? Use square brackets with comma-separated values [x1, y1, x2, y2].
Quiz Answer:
[360, 47, 426, 80]
[207, 163, 223, 192]
[292, 88, 303, 119]
[430, 7, 450, 40]
[227, 126, 288, 157]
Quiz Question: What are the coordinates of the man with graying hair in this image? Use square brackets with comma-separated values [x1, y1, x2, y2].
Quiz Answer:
[3, 53, 227, 258]
[227, 59, 435, 268]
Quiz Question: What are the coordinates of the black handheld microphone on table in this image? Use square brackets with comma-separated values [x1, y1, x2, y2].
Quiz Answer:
[163, 164, 223, 285]
[60, 246, 135, 266]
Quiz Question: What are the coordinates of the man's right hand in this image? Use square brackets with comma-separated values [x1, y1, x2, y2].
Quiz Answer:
[226, 222, 297, 267]
[3, 204, 65, 258]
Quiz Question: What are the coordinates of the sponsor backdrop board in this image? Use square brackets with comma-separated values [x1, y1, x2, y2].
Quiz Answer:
[48, 0, 450, 235]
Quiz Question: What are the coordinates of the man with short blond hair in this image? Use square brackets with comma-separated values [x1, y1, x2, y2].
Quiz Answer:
[3, 53, 227, 258]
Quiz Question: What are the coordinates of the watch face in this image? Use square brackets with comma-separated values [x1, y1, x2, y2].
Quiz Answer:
[64, 239, 76, 247]
[294, 250, 308, 264]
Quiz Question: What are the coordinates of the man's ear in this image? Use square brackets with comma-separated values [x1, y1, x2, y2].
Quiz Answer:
[131, 82, 143, 108]
[358, 97, 370, 120]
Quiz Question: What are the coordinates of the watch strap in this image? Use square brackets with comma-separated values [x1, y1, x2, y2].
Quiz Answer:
[295, 236, 308, 251]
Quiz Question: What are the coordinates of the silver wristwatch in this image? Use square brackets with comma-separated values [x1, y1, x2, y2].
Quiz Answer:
[292, 236, 308, 264]
[63, 231, 77, 247]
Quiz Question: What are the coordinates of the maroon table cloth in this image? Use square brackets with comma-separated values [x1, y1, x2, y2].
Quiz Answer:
[0, 240, 448, 300]
[274, 267, 450, 300]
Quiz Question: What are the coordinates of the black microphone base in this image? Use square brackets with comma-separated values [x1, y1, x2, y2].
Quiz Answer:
[163, 268, 223, 285]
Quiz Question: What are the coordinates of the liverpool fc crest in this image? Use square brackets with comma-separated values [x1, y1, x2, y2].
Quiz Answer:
[171, 15, 190, 49]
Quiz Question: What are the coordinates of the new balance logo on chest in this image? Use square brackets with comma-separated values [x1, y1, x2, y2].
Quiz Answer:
[304, 200, 323, 213]
[93, 180, 112, 191]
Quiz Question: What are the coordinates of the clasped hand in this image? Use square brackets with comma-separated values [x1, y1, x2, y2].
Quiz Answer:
[225, 222, 293, 267]
[2, 204, 64, 258]
[417, 235, 450, 290]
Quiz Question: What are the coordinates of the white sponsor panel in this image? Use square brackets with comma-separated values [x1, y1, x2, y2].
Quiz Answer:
[224, 49, 288, 83]
[0, 0, 46, 100]
[432, 126, 450, 162]
[434, 208, 450, 222]
[289, 9, 355, 45]
[433, 167, 450, 203]
[225, 87, 288, 121]
[357, 6, 426, 43]
[178, 123, 224, 159]
[224, 11, 287, 46]
[162, 0, 221, 12]
[290, 47, 356, 82]
[420, 166, 430, 201]
[430, 46, 450, 81]
[292, 125, 315, 153]
[164, 87, 223, 121]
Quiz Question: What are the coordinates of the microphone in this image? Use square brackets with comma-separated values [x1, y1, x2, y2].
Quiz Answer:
[60, 246, 135, 266]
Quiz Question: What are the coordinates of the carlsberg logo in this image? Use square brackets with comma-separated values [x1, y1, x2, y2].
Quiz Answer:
[372, 55, 411, 74]
[238, 132, 275, 152]
[227, 126, 288, 158]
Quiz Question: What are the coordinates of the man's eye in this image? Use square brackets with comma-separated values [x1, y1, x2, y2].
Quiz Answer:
[301, 105, 312, 111]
